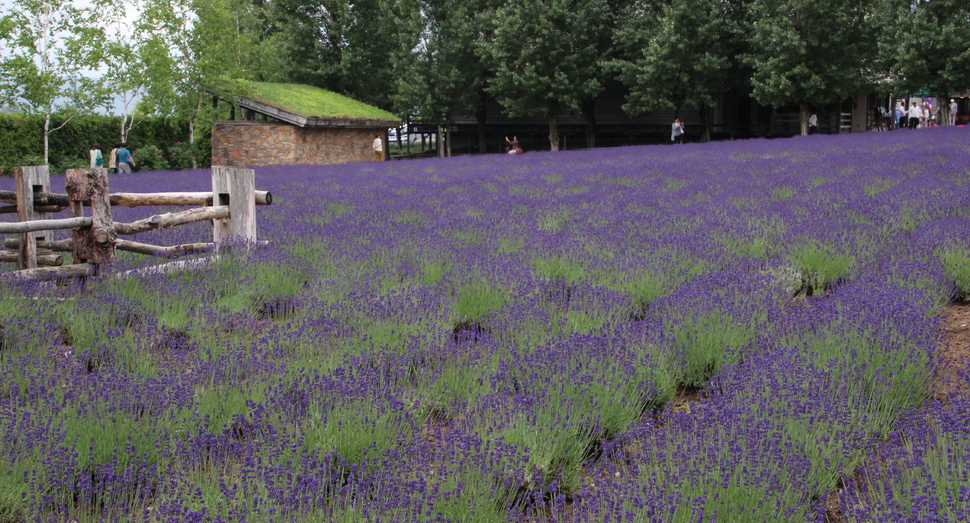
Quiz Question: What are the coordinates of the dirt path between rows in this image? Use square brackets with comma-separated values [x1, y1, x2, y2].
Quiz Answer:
[934, 301, 970, 400]
[825, 301, 970, 522]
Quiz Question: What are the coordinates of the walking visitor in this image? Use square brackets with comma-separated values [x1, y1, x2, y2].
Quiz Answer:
[108, 143, 120, 173]
[671, 118, 685, 144]
[89, 143, 102, 169]
[951, 99, 959, 125]
[908, 102, 921, 129]
[373, 134, 383, 161]
[116, 143, 133, 173]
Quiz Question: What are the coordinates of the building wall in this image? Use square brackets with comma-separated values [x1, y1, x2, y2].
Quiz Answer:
[211, 122, 381, 167]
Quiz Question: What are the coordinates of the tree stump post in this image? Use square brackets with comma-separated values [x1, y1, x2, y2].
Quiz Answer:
[13, 165, 53, 269]
[211, 166, 256, 249]
[65, 168, 116, 265]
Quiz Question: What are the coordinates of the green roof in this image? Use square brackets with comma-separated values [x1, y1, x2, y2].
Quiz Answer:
[215, 79, 398, 121]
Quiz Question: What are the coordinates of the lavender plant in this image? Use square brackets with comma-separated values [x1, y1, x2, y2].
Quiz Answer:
[2, 128, 969, 521]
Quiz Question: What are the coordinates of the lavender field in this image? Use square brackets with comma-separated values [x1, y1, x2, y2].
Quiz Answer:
[1, 129, 969, 522]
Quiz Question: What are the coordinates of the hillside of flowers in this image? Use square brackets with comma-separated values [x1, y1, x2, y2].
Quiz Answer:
[1, 129, 969, 522]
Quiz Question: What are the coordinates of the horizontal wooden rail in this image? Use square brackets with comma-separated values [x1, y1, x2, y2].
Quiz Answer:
[4, 238, 213, 258]
[3, 190, 272, 207]
[4, 238, 73, 251]
[114, 239, 214, 257]
[0, 216, 93, 234]
[0, 250, 64, 266]
[111, 191, 273, 207]
[113, 205, 230, 236]
[8, 262, 95, 280]
[23, 190, 273, 208]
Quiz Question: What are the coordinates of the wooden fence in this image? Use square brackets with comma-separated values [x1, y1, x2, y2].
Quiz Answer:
[0, 165, 272, 279]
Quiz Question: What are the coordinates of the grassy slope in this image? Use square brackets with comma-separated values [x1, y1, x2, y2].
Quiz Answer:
[221, 79, 399, 121]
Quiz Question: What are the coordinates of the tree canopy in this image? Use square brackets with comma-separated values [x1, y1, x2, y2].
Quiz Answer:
[1, 0, 969, 158]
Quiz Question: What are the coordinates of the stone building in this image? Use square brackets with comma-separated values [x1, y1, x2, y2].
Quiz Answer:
[209, 81, 400, 167]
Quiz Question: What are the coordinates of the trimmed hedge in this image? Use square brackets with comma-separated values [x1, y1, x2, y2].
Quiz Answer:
[0, 114, 211, 176]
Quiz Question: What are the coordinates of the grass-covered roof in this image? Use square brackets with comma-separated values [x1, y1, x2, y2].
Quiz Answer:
[213, 79, 398, 122]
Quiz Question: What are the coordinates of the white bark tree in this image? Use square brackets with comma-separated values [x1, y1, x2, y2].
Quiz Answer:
[0, 0, 105, 164]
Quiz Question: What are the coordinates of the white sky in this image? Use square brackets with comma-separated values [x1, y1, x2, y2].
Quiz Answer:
[0, 0, 144, 115]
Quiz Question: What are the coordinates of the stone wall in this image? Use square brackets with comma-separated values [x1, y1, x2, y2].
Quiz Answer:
[211, 122, 382, 167]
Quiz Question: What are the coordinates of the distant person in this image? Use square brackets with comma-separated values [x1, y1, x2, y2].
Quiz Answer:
[920, 102, 930, 127]
[373, 133, 383, 161]
[505, 135, 521, 154]
[950, 99, 959, 125]
[116, 142, 133, 173]
[808, 113, 819, 135]
[108, 142, 121, 173]
[89, 143, 102, 169]
[671, 118, 684, 144]
[908, 102, 921, 129]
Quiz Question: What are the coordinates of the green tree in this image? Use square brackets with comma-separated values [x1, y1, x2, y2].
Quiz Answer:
[94, 0, 147, 143]
[0, 0, 105, 164]
[882, 0, 970, 124]
[391, 0, 488, 157]
[610, 0, 744, 142]
[137, 0, 262, 149]
[477, 0, 609, 151]
[263, 0, 401, 110]
[743, 0, 876, 135]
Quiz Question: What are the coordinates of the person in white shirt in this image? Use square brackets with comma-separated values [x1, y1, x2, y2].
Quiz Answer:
[950, 99, 959, 125]
[373, 134, 383, 161]
[89, 143, 102, 169]
[808, 113, 818, 134]
[908, 102, 921, 129]
[671, 118, 684, 143]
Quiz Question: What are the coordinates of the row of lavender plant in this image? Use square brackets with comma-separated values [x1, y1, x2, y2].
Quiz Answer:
[1, 128, 969, 521]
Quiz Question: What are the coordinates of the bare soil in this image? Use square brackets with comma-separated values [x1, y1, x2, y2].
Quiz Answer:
[934, 300, 970, 400]
[824, 301, 970, 522]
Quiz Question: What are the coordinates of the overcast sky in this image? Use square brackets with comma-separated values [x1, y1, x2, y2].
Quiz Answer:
[0, 0, 143, 115]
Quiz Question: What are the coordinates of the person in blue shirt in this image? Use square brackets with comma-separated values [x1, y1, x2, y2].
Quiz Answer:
[116, 142, 133, 173]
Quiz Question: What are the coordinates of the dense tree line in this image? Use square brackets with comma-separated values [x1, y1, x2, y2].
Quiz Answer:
[2, 0, 969, 159]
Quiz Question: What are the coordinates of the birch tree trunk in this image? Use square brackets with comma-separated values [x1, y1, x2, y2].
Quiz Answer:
[43, 114, 51, 165]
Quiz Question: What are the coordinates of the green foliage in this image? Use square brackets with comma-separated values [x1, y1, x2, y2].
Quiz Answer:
[882, 0, 970, 113]
[0, 114, 197, 175]
[743, 0, 877, 133]
[390, 0, 485, 126]
[0, 0, 107, 164]
[214, 79, 399, 121]
[940, 248, 970, 299]
[610, 0, 734, 120]
[789, 243, 856, 294]
[477, 0, 609, 150]
[132, 145, 168, 171]
[453, 281, 507, 325]
[168, 140, 200, 170]
[668, 310, 760, 387]
[259, 0, 403, 111]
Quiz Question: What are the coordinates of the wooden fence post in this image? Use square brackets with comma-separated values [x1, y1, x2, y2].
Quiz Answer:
[13, 165, 52, 269]
[65, 168, 116, 265]
[211, 166, 256, 247]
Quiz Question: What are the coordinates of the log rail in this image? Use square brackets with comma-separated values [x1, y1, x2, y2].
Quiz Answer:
[2, 166, 270, 277]
[0, 190, 272, 208]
